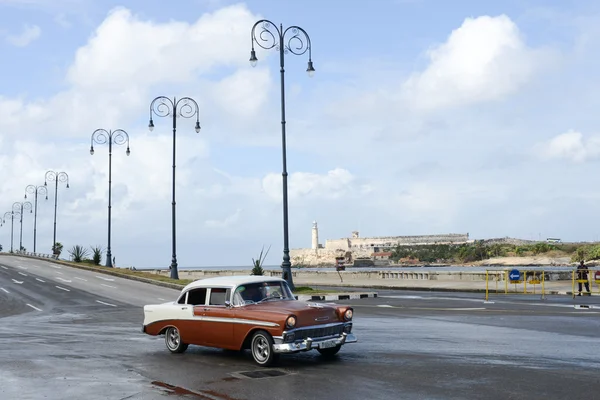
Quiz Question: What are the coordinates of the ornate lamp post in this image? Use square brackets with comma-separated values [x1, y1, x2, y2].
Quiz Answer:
[13, 202, 33, 251]
[148, 96, 201, 280]
[249, 20, 315, 289]
[90, 128, 131, 268]
[44, 171, 69, 254]
[1, 211, 20, 252]
[25, 184, 48, 253]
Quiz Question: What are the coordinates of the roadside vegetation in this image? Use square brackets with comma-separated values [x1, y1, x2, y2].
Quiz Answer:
[390, 241, 599, 264]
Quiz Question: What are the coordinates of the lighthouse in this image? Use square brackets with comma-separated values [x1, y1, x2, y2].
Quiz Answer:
[311, 221, 319, 253]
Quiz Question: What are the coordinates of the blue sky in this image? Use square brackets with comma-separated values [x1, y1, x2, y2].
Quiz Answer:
[2, 0, 600, 268]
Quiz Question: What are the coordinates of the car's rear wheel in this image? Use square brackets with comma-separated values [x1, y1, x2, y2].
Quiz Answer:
[250, 330, 275, 367]
[165, 326, 188, 353]
[317, 344, 341, 357]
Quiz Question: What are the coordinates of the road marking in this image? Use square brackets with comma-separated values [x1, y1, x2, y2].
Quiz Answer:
[18, 272, 28, 276]
[26, 304, 42, 312]
[1, 266, 8, 270]
[55, 286, 70, 292]
[49, 265, 62, 269]
[17, 265, 27, 270]
[12, 279, 23, 285]
[56, 277, 72, 283]
[377, 305, 395, 308]
[55, 271, 63, 275]
[101, 283, 116, 289]
[75, 277, 87, 282]
[96, 276, 114, 281]
[96, 300, 117, 307]
[36, 278, 45, 283]
[158, 298, 166, 301]
[0, 288, 9, 294]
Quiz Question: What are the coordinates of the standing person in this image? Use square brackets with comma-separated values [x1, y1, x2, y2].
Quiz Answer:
[113, 256, 116, 268]
[577, 260, 591, 296]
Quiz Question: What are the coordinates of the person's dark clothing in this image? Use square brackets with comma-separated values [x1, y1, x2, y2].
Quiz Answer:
[577, 263, 590, 294]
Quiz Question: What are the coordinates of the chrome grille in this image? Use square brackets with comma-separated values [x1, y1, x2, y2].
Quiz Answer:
[293, 324, 345, 340]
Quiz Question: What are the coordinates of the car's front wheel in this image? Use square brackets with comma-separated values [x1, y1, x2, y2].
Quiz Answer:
[250, 330, 275, 367]
[164, 326, 188, 353]
[317, 344, 341, 357]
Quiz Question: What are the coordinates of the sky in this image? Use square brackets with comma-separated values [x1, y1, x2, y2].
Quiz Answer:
[1, 0, 600, 269]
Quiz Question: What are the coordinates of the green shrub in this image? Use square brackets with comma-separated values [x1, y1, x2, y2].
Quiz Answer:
[68, 245, 89, 262]
[91, 245, 103, 265]
[251, 245, 271, 276]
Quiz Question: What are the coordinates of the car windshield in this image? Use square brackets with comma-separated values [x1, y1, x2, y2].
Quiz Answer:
[232, 281, 294, 306]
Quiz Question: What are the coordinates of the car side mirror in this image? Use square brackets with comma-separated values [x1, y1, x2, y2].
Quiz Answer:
[225, 300, 232, 308]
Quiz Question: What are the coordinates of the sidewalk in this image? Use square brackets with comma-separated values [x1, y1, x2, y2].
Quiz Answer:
[293, 274, 598, 296]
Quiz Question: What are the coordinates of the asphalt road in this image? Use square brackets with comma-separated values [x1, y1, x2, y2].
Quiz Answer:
[1, 255, 600, 400]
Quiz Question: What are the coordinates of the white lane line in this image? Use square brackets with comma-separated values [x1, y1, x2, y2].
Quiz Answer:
[377, 304, 395, 308]
[12, 279, 23, 285]
[158, 298, 166, 301]
[26, 304, 42, 312]
[17, 265, 27, 270]
[95, 276, 114, 281]
[75, 277, 87, 282]
[55, 286, 70, 292]
[36, 278, 45, 283]
[56, 277, 72, 283]
[96, 300, 117, 307]
[49, 265, 62, 269]
[1, 288, 9, 294]
[18, 272, 28, 276]
[101, 283, 116, 289]
[1, 266, 8, 270]
[55, 271, 64, 275]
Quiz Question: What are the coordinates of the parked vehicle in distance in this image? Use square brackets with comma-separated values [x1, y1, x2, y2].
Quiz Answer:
[142, 275, 357, 366]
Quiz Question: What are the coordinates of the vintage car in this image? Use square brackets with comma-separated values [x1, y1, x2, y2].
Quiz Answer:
[142, 275, 356, 366]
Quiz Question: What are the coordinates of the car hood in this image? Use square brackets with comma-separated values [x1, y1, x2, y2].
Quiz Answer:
[240, 300, 342, 327]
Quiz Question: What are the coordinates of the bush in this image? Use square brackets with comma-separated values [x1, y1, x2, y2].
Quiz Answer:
[251, 245, 271, 276]
[91, 245, 103, 265]
[68, 245, 90, 262]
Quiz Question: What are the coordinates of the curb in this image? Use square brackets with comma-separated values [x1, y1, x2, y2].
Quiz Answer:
[2, 253, 185, 290]
[296, 292, 378, 301]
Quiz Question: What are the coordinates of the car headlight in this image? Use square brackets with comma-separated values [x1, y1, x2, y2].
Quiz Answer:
[344, 309, 353, 321]
[285, 315, 296, 329]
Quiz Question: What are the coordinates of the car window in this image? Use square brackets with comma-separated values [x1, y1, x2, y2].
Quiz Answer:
[209, 288, 230, 305]
[186, 288, 207, 305]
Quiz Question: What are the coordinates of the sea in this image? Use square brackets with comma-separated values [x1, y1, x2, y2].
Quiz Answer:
[133, 264, 578, 273]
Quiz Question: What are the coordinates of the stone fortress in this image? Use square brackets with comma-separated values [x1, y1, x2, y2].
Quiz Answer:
[290, 221, 471, 267]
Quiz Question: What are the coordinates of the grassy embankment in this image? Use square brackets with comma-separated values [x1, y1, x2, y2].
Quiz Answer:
[390, 242, 600, 265]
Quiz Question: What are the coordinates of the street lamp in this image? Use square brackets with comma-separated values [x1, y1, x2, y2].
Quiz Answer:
[44, 171, 69, 254]
[2, 211, 20, 253]
[249, 19, 315, 289]
[12, 202, 32, 251]
[148, 96, 201, 280]
[90, 128, 131, 268]
[25, 184, 48, 253]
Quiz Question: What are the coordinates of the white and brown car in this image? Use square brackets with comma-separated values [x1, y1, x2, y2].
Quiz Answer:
[142, 275, 357, 366]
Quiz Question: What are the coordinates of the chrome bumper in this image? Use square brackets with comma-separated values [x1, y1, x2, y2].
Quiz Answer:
[272, 332, 357, 353]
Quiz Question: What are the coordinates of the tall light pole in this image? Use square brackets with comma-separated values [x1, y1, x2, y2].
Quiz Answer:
[2, 210, 21, 253]
[90, 128, 131, 268]
[44, 171, 69, 254]
[1, 211, 20, 253]
[249, 20, 315, 289]
[148, 96, 201, 280]
[25, 184, 48, 253]
[13, 202, 33, 251]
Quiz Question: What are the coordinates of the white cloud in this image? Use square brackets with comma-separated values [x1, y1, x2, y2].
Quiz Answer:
[402, 15, 550, 111]
[6, 24, 41, 47]
[534, 130, 600, 163]
[205, 208, 242, 228]
[262, 168, 357, 202]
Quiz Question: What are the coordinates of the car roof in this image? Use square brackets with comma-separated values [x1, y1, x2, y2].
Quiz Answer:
[181, 275, 286, 292]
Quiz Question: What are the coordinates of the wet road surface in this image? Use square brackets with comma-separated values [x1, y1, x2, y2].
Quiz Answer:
[1, 255, 600, 399]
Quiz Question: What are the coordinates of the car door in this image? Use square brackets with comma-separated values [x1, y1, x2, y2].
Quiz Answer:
[179, 287, 208, 345]
[200, 287, 235, 348]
